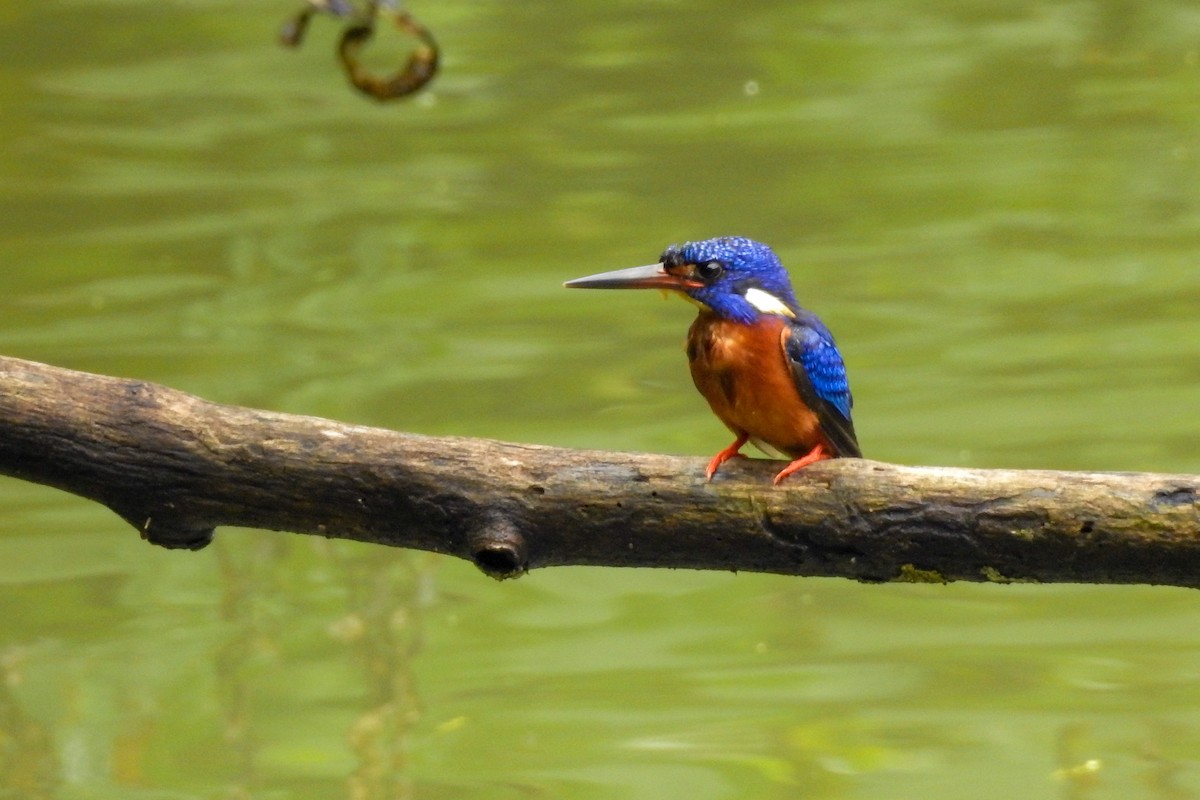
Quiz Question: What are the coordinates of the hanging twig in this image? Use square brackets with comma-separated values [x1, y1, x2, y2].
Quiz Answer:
[280, 0, 439, 101]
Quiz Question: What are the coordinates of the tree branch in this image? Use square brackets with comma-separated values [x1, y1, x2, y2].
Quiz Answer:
[0, 355, 1197, 587]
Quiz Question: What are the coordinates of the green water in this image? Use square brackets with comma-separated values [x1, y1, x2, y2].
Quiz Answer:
[2, 0, 1200, 797]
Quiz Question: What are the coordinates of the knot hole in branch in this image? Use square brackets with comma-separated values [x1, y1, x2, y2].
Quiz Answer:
[469, 512, 528, 580]
[115, 506, 215, 551]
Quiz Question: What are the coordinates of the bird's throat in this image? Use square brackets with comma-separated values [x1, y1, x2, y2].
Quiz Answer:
[662, 290, 711, 312]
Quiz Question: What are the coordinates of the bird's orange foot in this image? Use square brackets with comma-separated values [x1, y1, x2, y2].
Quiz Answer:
[705, 433, 750, 481]
[772, 443, 831, 485]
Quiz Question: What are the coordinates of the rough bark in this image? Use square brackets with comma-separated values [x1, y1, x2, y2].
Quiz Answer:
[0, 355, 1197, 587]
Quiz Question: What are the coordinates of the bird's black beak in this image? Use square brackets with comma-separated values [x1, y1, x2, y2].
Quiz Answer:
[564, 263, 703, 291]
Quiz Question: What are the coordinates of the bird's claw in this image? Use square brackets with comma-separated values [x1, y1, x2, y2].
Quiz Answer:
[771, 443, 830, 485]
[704, 434, 750, 481]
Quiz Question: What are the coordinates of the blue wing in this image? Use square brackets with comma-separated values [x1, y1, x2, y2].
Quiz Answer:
[782, 313, 861, 458]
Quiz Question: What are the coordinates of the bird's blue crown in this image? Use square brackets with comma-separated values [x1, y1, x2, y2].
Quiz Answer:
[661, 236, 801, 325]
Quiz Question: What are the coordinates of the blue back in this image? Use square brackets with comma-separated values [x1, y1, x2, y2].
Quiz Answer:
[787, 313, 853, 422]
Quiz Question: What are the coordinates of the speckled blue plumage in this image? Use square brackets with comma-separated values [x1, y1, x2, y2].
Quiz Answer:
[661, 237, 800, 325]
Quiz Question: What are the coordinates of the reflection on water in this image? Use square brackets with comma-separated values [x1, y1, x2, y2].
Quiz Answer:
[2, 0, 1200, 797]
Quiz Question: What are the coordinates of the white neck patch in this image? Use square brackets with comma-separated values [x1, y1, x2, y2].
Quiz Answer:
[743, 287, 795, 318]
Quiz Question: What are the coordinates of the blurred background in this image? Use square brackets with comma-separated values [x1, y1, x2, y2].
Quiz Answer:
[2, 0, 1200, 797]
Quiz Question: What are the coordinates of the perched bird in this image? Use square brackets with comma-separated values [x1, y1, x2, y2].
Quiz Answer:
[565, 236, 861, 484]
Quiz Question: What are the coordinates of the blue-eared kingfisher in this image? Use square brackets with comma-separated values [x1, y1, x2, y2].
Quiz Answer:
[565, 236, 861, 484]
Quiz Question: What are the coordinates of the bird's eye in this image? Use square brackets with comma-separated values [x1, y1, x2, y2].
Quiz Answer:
[696, 261, 724, 281]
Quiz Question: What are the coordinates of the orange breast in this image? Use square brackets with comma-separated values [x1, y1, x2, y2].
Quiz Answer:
[686, 312, 826, 458]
